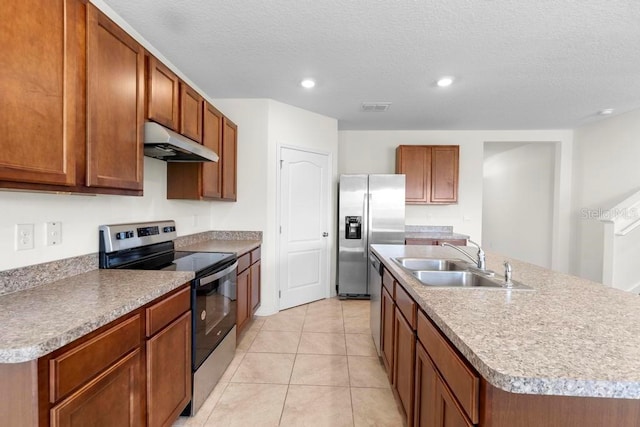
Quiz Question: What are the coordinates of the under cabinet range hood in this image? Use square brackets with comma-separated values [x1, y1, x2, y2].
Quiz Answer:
[143, 122, 219, 162]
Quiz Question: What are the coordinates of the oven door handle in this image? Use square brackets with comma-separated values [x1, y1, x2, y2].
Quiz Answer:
[198, 261, 238, 287]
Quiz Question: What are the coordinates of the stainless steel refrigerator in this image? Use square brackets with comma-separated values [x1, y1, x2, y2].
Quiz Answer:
[337, 174, 405, 298]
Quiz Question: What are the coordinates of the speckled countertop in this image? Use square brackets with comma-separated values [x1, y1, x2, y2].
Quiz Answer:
[0, 269, 193, 363]
[179, 239, 261, 255]
[371, 244, 640, 399]
[404, 225, 469, 241]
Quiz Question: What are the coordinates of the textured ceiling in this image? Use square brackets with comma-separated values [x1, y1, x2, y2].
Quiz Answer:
[102, 0, 640, 130]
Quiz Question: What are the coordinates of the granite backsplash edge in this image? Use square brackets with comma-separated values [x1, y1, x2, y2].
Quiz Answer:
[0, 230, 263, 296]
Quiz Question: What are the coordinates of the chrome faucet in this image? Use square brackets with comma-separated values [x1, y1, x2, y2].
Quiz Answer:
[440, 239, 487, 271]
[503, 261, 513, 288]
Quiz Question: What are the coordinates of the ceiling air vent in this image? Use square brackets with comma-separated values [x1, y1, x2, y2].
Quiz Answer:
[361, 102, 391, 112]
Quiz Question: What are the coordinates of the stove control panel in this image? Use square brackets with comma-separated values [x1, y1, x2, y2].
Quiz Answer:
[99, 220, 177, 253]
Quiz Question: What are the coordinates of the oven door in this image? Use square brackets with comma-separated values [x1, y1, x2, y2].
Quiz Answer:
[193, 261, 238, 370]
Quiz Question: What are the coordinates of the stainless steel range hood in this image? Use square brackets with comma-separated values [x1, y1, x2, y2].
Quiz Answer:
[143, 122, 219, 162]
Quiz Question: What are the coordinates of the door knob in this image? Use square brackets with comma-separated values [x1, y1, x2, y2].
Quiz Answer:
[322, 232, 329, 237]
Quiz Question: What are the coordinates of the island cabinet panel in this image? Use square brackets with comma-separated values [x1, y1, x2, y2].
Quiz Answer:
[86, 4, 144, 192]
[434, 378, 473, 427]
[394, 306, 416, 425]
[381, 286, 395, 380]
[179, 83, 204, 143]
[396, 145, 459, 205]
[0, 0, 83, 187]
[146, 56, 180, 130]
[221, 118, 238, 201]
[146, 311, 191, 427]
[50, 348, 143, 427]
[414, 342, 438, 427]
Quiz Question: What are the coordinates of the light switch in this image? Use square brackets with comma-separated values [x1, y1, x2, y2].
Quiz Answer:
[46, 221, 62, 246]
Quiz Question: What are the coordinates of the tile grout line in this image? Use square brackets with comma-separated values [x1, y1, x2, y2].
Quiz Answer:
[342, 301, 357, 427]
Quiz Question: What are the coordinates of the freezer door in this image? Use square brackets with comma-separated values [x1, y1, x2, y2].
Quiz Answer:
[369, 174, 406, 246]
[338, 174, 369, 296]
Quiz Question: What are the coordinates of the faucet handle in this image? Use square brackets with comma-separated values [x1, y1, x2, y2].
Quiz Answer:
[503, 261, 513, 287]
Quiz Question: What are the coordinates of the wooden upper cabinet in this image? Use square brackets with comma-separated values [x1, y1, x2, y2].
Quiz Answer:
[0, 0, 83, 187]
[221, 118, 238, 201]
[396, 145, 459, 205]
[86, 4, 144, 192]
[179, 83, 204, 143]
[202, 103, 223, 198]
[430, 146, 459, 203]
[147, 56, 179, 130]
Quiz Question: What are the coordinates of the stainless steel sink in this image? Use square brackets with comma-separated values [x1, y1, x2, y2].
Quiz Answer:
[393, 257, 470, 271]
[411, 270, 532, 290]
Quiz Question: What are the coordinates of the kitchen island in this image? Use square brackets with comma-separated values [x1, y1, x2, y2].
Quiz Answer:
[371, 244, 640, 426]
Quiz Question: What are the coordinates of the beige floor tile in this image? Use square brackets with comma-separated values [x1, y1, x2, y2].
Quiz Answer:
[230, 352, 295, 384]
[248, 330, 301, 353]
[297, 332, 346, 355]
[175, 380, 229, 427]
[290, 354, 350, 386]
[280, 385, 353, 427]
[236, 328, 259, 351]
[262, 310, 306, 332]
[283, 304, 309, 316]
[351, 387, 404, 427]
[303, 314, 345, 333]
[307, 302, 344, 316]
[204, 383, 288, 427]
[348, 356, 390, 388]
[344, 312, 370, 334]
[342, 301, 370, 317]
[218, 350, 246, 383]
[346, 334, 377, 357]
[246, 317, 266, 333]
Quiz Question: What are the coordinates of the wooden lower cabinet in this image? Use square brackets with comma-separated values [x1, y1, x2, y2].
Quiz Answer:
[147, 311, 191, 427]
[434, 377, 473, 427]
[394, 307, 416, 425]
[251, 259, 261, 312]
[414, 342, 438, 427]
[236, 267, 250, 333]
[50, 348, 143, 427]
[381, 286, 395, 379]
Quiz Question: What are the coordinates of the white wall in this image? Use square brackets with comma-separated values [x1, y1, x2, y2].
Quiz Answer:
[0, 158, 213, 270]
[572, 108, 640, 284]
[482, 142, 555, 268]
[338, 130, 573, 272]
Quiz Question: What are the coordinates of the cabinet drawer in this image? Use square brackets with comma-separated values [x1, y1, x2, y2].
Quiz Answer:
[382, 268, 394, 294]
[250, 246, 261, 264]
[146, 286, 190, 337]
[394, 284, 416, 329]
[50, 314, 142, 403]
[417, 310, 479, 423]
[238, 252, 251, 273]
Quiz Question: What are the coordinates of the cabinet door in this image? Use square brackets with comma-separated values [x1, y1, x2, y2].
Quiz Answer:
[430, 146, 459, 204]
[202, 102, 223, 199]
[381, 287, 395, 380]
[435, 377, 474, 427]
[147, 56, 179, 130]
[50, 348, 143, 427]
[251, 260, 261, 312]
[86, 5, 144, 191]
[394, 307, 416, 425]
[180, 83, 204, 143]
[414, 342, 438, 427]
[236, 268, 250, 334]
[0, 0, 83, 186]
[221, 118, 238, 201]
[396, 146, 430, 204]
[147, 311, 191, 427]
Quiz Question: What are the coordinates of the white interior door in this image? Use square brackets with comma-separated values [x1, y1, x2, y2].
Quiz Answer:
[279, 147, 330, 310]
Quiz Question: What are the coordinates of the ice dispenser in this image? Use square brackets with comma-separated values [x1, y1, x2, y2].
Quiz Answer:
[345, 216, 362, 239]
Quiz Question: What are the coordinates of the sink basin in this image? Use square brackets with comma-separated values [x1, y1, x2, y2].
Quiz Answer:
[393, 257, 469, 271]
[411, 270, 532, 290]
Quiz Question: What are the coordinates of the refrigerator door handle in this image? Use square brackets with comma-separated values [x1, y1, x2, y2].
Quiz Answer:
[366, 193, 373, 258]
[362, 193, 369, 258]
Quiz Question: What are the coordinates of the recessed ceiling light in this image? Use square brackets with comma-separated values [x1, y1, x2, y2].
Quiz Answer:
[598, 108, 614, 115]
[436, 76, 454, 87]
[300, 78, 316, 89]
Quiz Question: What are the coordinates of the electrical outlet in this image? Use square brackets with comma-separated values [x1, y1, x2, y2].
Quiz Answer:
[46, 221, 62, 246]
[16, 224, 35, 250]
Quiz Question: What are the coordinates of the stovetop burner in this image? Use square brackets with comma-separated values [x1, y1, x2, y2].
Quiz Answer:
[163, 251, 236, 274]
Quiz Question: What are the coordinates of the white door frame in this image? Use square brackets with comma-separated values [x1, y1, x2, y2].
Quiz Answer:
[276, 144, 333, 311]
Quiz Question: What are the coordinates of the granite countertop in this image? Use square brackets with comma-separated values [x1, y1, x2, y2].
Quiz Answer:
[0, 269, 194, 363]
[371, 244, 640, 399]
[404, 225, 469, 241]
[179, 239, 261, 255]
